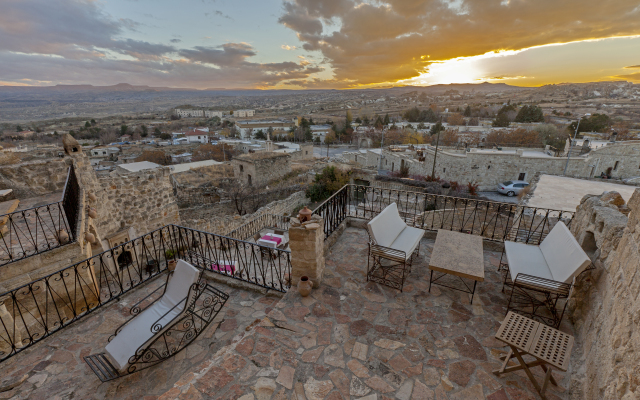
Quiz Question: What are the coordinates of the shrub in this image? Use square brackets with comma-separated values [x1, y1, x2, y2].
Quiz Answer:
[306, 166, 352, 202]
[398, 164, 410, 178]
[466, 181, 479, 196]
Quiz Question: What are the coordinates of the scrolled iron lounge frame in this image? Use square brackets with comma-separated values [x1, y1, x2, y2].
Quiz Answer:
[84, 269, 229, 382]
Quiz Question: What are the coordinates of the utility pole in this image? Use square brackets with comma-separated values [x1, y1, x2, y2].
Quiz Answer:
[377, 129, 385, 174]
[431, 117, 442, 179]
[563, 114, 589, 176]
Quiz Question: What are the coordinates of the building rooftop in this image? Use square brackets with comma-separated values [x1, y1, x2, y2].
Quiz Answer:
[117, 161, 161, 172]
[527, 174, 638, 212]
[169, 159, 222, 173]
[235, 151, 290, 162]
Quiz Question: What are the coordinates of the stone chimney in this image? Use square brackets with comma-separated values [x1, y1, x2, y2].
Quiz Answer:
[288, 214, 325, 288]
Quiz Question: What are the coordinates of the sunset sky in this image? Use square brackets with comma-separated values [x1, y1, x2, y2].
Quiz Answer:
[1, 0, 640, 89]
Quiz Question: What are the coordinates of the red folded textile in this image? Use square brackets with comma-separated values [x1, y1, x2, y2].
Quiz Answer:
[261, 235, 282, 245]
[211, 263, 235, 274]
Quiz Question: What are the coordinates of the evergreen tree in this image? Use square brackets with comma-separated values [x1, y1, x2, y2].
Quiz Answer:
[463, 105, 471, 117]
[515, 105, 544, 123]
[383, 114, 390, 125]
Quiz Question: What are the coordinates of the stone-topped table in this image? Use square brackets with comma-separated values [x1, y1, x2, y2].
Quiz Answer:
[428, 229, 484, 303]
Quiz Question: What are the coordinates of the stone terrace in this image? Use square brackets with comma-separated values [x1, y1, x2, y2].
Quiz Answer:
[0, 274, 283, 399]
[156, 227, 575, 400]
[0, 226, 577, 400]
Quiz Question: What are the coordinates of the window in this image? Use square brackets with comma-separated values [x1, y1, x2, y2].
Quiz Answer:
[443, 168, 446, 173]
[487, 165, 491, 169]
[518, 173, 526, 181]
[103, 151, 106, 155]
[247, 174, 252, 185]
[240, 165, 244, 172]
[614, 161, 619, 170]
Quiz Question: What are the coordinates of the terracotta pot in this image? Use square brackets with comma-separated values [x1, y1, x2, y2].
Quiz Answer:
[88, 207, 98, 219]
[57, 229, 69, 244]
[167, 260, 177, 272]
[84, 232, 96, 244]
[297, 276, 313, 297]
[298, 206, 312, 223]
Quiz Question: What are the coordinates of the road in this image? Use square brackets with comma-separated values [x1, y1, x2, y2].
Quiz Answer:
[478, 191, 519, 203]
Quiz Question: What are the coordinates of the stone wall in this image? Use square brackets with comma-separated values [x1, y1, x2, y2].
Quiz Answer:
[0, 158, 69, 198]
[346, 142, 640, 191]
[232, 153, 291, 186]
[93, 167, 180, 239]
[288, 144, 315, 161]
[567, 190, 640, 399]
[180, 190, 309, 235]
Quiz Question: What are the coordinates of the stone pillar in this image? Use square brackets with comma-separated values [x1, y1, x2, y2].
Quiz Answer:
[289, 215, 325, 288]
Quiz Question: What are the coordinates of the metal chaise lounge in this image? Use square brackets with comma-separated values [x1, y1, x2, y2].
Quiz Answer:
[84, 260, 229, 382]
[366, 202, 425, 291]
[500, 222, 592, 328]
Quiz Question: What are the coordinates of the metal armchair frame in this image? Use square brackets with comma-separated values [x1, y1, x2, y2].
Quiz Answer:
[84, 270, 228, 382]
[500, 249, 594, 329]
[366, 233, 420, 292]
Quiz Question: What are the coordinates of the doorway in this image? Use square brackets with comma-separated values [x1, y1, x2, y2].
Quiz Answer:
[518, 172, 526, 181]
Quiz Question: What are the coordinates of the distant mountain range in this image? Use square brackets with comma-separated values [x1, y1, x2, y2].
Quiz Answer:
[0, 81, 526, 95]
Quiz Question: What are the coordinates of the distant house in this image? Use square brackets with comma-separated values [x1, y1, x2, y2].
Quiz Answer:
[175, 109, 204, 118]
[205, 110, 223, 118]
[184, 130, 208, 144]
[120, 135, 131, 142]
[233, 109, 255, 118]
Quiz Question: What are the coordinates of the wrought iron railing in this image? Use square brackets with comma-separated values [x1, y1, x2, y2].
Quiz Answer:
[313, 185, 574, 244]
[0, 166, 80, 267]
[0, 224, 291, 363]
[227, 213, 290, 240]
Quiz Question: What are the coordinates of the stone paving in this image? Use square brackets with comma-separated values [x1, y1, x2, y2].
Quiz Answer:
[155, 227, 575, 400]
[0, 226, 577, 399]
[0, 273, 283, 399]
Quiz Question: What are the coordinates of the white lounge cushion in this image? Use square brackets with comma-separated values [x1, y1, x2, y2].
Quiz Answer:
[390, 226, 424, 260]
[367, 203, 406, 247]
[505, 241, 552, 282]
[539, 222, 591, 284]
[105, 260, 200, 370]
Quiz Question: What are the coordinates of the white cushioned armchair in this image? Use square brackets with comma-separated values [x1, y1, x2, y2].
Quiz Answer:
[366, 202, 425, 291]
[501, 222, 591, 328]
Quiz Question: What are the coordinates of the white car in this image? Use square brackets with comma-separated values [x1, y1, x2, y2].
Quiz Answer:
[497, 180, 529, 197]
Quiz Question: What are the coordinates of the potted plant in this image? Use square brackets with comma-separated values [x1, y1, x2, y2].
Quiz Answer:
[165, 249, 177, 272]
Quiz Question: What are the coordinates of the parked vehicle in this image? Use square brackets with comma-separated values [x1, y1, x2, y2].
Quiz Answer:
[497, 180, 529, 197]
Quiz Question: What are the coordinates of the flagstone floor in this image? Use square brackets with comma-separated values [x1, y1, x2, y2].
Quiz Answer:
[0, 226, 577, 399]
[157, 227, 575, 400]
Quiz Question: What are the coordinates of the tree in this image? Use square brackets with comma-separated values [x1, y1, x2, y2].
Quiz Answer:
[403, 107, 421, 122]
[436, 129, 460, 146]
[534, 124, 567, 149]
[85, 121, 91, 128]
[383, 114, 390, 125]
[429, 121, 444, 136]
[346, 110, 353, 127]
[486, 128, 542, 147]
[154, 127, 161, 136]
[255, 129, 266, 140]
[160, 132, 171, 140]
[515, 105, 544, 123]
[568, 113, 612, 134]
[463, 105, 471, 117]
[468, 117, 479, 126]
[16, 125, 22, 132]
[325, 129, 338, 145]
[90, 119, 97, 125]
[135, 150, 170, 165]
[120, 125, 128, 136]
[306, 166, 352, 202]
[355, 117, 362, 124]
[492, 110, 511, 127]
[374, 115, 384, 129]
[447, 113, 465, 126]
[141, 125, 148, 137]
